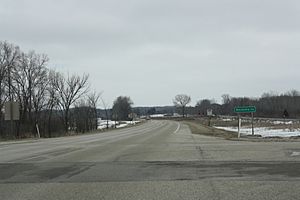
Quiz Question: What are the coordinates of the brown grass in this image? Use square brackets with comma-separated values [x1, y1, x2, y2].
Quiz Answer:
[183, 120, 237, 139]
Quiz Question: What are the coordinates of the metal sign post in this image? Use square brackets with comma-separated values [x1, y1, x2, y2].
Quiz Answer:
[238, 115, 241, 138]
[251, 112, 254, 136]
[207, 109, 213, 126]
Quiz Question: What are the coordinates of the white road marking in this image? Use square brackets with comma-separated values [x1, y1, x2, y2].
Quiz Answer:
[174, 122, 181, 134]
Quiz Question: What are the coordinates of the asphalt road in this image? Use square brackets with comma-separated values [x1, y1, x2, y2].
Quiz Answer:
[1, 120, 300, 200]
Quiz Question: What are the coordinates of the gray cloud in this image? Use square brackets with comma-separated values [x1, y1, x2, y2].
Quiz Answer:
[1, 0, 300, 106]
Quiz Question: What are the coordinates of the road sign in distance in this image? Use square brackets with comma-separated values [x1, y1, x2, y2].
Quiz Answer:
[207, 109, 213, 116]
[234, 106, 256, 113]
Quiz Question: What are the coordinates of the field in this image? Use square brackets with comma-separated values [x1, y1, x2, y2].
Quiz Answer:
[207, 116, 300, 138]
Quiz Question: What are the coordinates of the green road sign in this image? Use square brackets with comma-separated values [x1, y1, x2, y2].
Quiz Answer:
[234, 106, 256, 113]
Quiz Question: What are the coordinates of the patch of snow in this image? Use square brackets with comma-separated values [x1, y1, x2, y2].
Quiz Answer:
[98, 125, 106, 129]
[173, 113, 181, 117]
[272, 120, 293, 125]
[221, 118, 233, 122]
[214, 126, 300, 138]
[123, 121, 140, 125]
[116, 124, 128, 128]
[150, 114, 165, 118]
[97, 120, 140, 129]
[98, 120, 118, 129]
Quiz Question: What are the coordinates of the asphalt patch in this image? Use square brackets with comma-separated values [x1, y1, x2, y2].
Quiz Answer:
[0, 161, 300, 183]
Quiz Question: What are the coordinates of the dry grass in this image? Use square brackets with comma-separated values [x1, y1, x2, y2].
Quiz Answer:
[182, 117, 300, 142]
[183, 120, 237, 139]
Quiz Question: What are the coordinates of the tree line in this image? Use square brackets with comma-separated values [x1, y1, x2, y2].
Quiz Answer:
[218, 91, 300, 118]
[172, 91, 300, 118]
[0, 41, 100, 139]
[129, 91, 300, 119]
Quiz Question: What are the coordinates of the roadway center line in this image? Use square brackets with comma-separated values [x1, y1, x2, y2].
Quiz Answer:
[174, 122, 181, 134]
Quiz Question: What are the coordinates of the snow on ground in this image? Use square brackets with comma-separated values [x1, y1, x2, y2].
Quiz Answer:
[150, 114, 165, 118]
[116, 124, 128, 128]
[97, 120, 140, 130]
[221, 118, 234, 122]
[98, 120, 117, 129]
[215, 126, 300, 138]
[272, 120, 293, 125]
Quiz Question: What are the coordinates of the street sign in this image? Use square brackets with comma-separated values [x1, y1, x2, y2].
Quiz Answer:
[234, 106, 256, 113]
[234, 106, 256, 137]
[207, 109, 213, 116]
[4, 101, 20, 120]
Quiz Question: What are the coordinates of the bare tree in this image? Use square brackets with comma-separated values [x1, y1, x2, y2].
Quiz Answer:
[72, 92, 100, 133]
[0, 40, 104, 139]
[30, 54, 49, 134]
[53, 72, 89, 132]
[221, 94, 232, 115]
[173, 94, 191, 118]
[112, 96, 133, 121]
[73, 99, 91, 133]
[12, 51, 49, 136]
[44, 70, 59, 137]
[196, 99, 212, 115]
[100, 96, 110, 129]
[285, 89, 300, 97]
[87, 91, 101, 130]
[221, 94, 231, 105]
[0, 41, 20, 137]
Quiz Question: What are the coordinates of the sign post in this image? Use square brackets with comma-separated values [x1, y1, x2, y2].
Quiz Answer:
[207, 109, 213, 126]
[238, 115, 241, 138]
[234, 106, 256, 137]
[251, 112, 254, 135]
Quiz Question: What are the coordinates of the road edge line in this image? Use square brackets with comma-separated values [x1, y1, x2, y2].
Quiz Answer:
[174, 122, 181, 133]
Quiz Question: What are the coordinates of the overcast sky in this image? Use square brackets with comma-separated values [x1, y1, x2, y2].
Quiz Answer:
[1, 0, 299, 106]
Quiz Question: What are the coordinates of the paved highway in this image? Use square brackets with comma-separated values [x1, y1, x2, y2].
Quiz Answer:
[1, 120, 300, 199]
